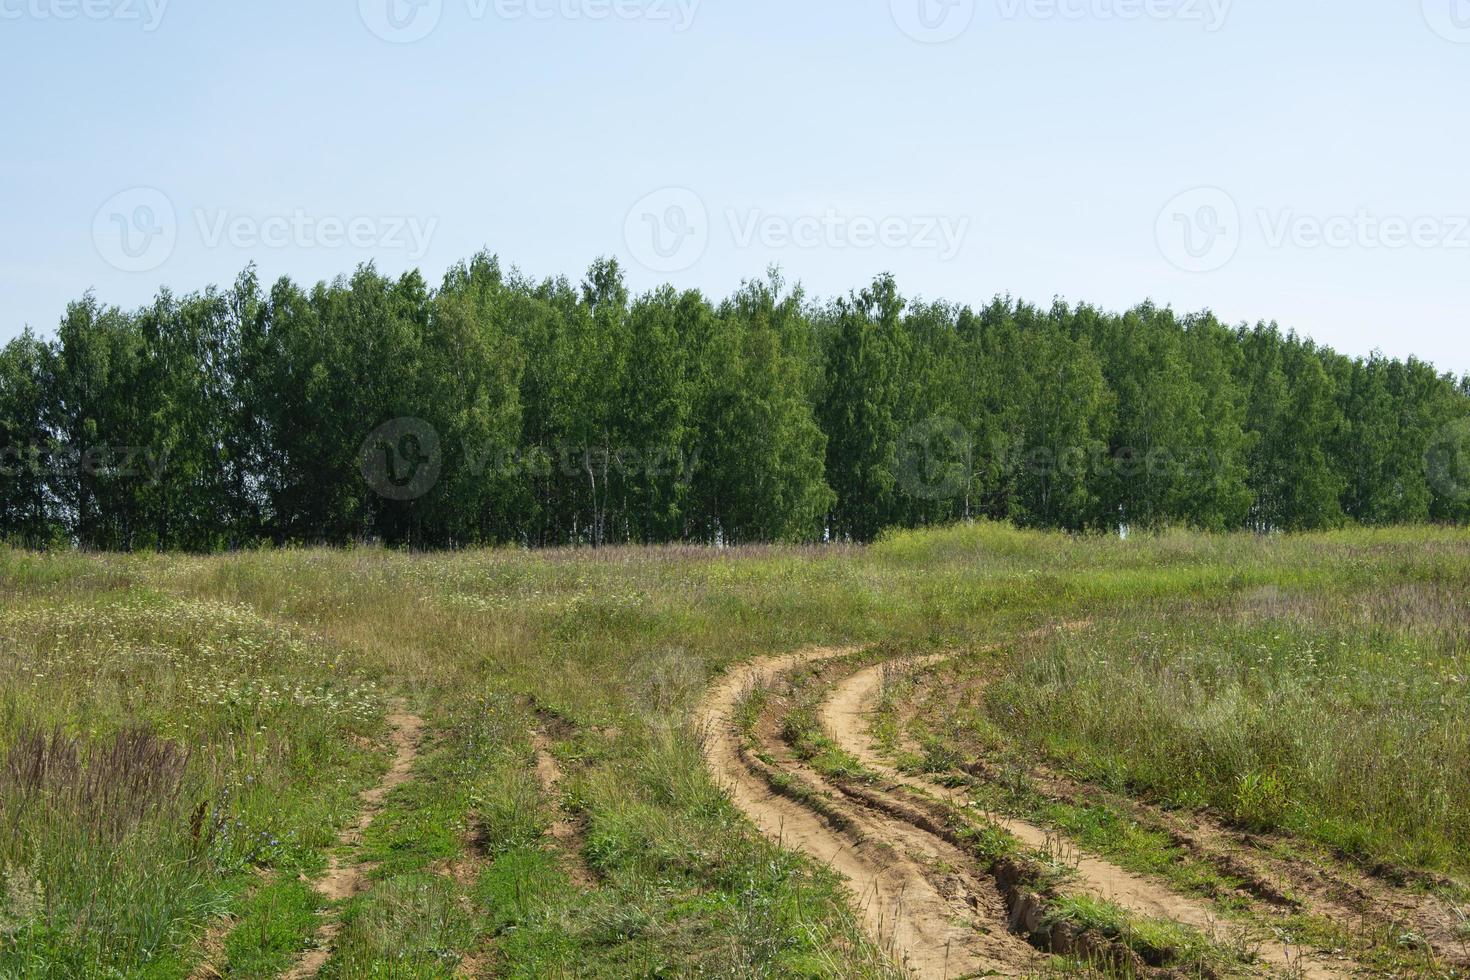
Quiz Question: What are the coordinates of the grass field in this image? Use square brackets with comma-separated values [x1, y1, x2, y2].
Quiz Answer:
[1, 524, 1468, 977]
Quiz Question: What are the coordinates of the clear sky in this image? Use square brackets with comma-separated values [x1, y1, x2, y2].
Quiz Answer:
[2, 0, 1467, 375]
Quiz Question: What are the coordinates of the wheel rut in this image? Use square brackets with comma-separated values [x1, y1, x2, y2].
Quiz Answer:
[531, 728, 597, 888]
[847, 647, 1470, 978]
[882, 646, 1470, 975]
[701, 639, 1470, 978]
[825, 653, 1367, 978]
[698, 648, 1040, 979]
[283, 703, 425, 980]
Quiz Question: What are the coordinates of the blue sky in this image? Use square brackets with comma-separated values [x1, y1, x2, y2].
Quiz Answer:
[2, 0, 1468, 374]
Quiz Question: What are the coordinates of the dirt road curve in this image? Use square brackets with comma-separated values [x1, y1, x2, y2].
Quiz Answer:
[700, 646, 1366, 979]
[822, 655, 1346, 979]
[698, 648, 1040, 978]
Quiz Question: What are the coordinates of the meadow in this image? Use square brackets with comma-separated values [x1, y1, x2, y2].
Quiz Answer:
[1, 523, 1467, 977]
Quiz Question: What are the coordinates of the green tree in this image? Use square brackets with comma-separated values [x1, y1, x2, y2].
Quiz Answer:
[416, 252, 525, 546]
[1009, 320, 1112, 530]
[50, 295, 149, 549]
[12, 257, 1470, 549]
[819, 275, 908, 541]
[1240, 327, 1344, 531]
[618, 286, 699, 542]
[0, 331, 58, 546]
[695, 275, 833, 542]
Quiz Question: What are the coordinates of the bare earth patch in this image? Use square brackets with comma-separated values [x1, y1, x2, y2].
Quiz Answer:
[282, 704, 425, 979]
[531, 729, 597, 889]
[698, 648, 1041, 978]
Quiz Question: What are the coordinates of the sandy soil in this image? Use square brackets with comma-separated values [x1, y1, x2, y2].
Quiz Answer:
[894, 650, 1470, 974]
[698, 648, 1041, 978]
[822, 653, 1354, 978]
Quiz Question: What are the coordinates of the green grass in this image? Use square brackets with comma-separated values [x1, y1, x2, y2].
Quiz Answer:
[222, 878, 322, 978]
[984, 589, 1470, 876]
[0, 587, 384, 978]
[324, 873, 476, 979]
[1043, 893, 1226, 971]
[1, 522, 1468, 975]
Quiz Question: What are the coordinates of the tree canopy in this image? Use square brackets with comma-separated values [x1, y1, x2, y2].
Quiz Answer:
[3, 254, 1467, 550]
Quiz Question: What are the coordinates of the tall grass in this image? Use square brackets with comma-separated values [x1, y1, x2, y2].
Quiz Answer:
[1, 521, 1467, 974]
[0, 587, 384, 976]
[987, 578, 1470, 873]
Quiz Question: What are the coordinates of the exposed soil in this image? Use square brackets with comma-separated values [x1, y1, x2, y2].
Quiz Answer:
[186, 895, 247, 979]
[824, 653, 1359, 978]
[698, 648, 1041, 978]
[970, 746, 1470, 974]
[871, 650, 1470, 976]
[531, 729, 597, 889]
[282, 704, 425, 980]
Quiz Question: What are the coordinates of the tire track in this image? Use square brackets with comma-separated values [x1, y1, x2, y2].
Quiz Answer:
[891, 651, 1470, 975]
[698, 648, 1039, 979]
[283, 704, 425, 980]
[531, 729, 597, 888]
[187, 870, 276, 980]
[827, 653, 1409, 978]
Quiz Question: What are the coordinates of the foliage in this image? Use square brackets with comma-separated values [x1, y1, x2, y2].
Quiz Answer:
[3, 257, 1469, 549]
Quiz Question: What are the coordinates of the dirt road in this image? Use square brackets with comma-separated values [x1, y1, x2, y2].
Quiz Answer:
[284, 705, 425, 979]
[699, 645, 1375, 978]
[698, 649, 1040, 978]
[822, 654, 1347, 979]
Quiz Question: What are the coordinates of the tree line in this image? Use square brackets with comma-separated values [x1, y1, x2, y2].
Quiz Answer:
[2, 253, 1468, 550]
